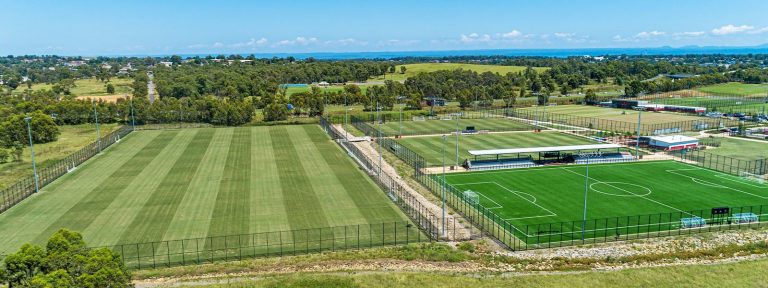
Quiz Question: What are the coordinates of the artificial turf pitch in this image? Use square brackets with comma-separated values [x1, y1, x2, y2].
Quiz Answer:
[396, 132, 598, 166]
[443, 161, 768, 243]
[0, 125, 409, 254]
[375, 117, 535, 136]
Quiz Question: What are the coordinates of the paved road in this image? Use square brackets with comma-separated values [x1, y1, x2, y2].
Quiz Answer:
[147, 71, 155, 103]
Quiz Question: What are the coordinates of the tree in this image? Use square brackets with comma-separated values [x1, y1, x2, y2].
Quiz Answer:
[105, 83, 115, 94]
[584, 89, 598, 104]
[0, 229, 132, 288]
[264, 99, 288, 121]
[400, 66, 407, 74]
[537, 89, 550, 105]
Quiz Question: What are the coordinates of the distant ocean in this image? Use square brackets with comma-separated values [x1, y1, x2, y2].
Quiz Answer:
[178, 46, 768, 60]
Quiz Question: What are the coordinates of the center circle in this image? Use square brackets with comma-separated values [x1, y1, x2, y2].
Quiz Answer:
[589, 182, 652, 197]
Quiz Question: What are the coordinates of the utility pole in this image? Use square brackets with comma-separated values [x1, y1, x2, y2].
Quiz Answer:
[24, 116, 39, 193]
[129, 95, 136, 131]
[455, 114, 460, 167]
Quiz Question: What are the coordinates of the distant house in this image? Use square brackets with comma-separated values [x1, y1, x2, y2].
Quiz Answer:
[316, 81, 330, 87]
[159, 61, 173, 67]
[664, 74, 698, 81]
[101, 63, 112, 70]
[64, 60, 87, 67]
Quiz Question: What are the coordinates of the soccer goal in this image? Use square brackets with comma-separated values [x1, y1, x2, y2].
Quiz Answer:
[412, 116, 426, 121]
[681, 217, 706, 229]
[740, 171, 766, 184]
[463, 190, 480, 206]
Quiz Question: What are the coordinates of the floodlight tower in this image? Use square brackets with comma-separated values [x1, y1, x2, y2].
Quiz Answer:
[441, 134, 447, 237]
[24, 116, 39, 193]
[635, 110, 642, 159]
[92, 100, 101, 152]
[129, 94, 136, 131]
[455, 113, 460, 166]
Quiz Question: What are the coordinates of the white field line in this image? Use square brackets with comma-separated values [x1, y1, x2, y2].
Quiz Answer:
[714, 174, 768, 189]
[560, 168, 698, 217]
[449, 183, 504, 209]
[666, 168, 768, 200]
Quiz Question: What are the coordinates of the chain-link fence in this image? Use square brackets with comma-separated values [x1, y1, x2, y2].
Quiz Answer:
[0, 125, 133, 214]
[635, 90, 768, 116]
[668, 149, 768, 178]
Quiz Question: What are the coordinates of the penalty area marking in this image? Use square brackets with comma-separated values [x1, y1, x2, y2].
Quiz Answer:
[667, 168, 768, 200]
[449, 181, 557, 222]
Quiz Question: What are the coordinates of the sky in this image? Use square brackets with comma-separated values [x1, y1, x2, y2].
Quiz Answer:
[1, 0, 768, 56]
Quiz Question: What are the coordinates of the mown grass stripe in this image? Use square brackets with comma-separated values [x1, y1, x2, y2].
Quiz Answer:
[249, 127, 291, 234]
[31, 131, 179, 244]
[162, 128, 234, 241]
[270, 126, 332, 230]
[206, 127, 252, 237]
[303, 125, 404, 223]
[117, 129, 215, 243]
[82, 130, 202, 246]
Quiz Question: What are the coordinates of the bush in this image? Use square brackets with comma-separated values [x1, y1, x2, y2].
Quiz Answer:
[0, 229, 132, 288]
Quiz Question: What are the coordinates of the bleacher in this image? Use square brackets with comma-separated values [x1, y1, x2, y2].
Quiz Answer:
[574, 152, 636, 164]
[466, 158, 537, 171]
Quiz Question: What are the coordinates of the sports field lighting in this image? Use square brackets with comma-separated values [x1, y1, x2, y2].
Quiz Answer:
[635, 109, 642, 159]
[578, 151, 600, 241]
[24, 116, 40, 194]
[344, 91, 348, 141]
[441, 134, 447, 237]
[377, 100, 382, 178]
[129, 94, 136, 131]
[453, 113, 461, 166]
[92, 100, 102, 152]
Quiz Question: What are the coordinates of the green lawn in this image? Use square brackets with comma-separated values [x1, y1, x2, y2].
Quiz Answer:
[396, 132, 596, 166]
[0, 124, 120, 189]
[444, 161, 768, 244]
[375, 117, 535, 137]
[285, 85, 371, 98]
[368, 63, 549, 83]
[697, 82, 768, 97]
[0, 125, 410, 254]
[703, 137, 768, 161]
[517, 105, 703, 124]
[14, 77, 133, 96]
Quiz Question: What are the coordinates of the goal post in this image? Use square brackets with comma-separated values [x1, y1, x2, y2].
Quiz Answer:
[463, 190, 480, 206]
[740, 171, 766, 184]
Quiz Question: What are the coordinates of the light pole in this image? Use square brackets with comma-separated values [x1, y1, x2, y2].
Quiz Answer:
[344, 91, 348, 141]
[92, 100, 101, 152]
[377, 100, 382, 178]
[24, 116, 40, 193]
[635, 110, 642, 159]
[455, 113, 460, 166]
[129, 95, 136, 131]
[441, 134, 447, 237]
[580, 152, 591, 241]
[399, 96, 404, 137]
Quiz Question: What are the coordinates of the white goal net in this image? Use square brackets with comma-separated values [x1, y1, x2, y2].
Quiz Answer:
[463, 190, 480, 205]
[740, 171, 766, 184]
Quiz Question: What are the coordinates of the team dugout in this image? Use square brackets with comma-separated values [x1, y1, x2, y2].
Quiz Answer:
[464, 144, 636, 170]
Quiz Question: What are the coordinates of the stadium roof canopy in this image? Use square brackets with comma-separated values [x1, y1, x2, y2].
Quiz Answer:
[468, 144, 622, 156]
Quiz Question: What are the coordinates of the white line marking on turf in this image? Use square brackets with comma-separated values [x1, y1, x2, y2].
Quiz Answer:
[714, 174, 768, 189]
[561, 168, 697, 217]
[450, 181, 557, 223]
[666, 169, 768, 200]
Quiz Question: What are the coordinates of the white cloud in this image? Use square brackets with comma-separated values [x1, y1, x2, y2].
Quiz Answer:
[460, 33, 492, 43]
[212, 42, 224, 48]
[554, 32, 575, 38]
[230, 37, 269, 48]
[676, 31, 706, 37]
[635, 31, 666, 38]
[747, 26, 768, 34]
[500, 30, 522, 39]
[323, 38, 366, 46]
[275, 36, 319, 46]
[711, 24, 754, 35]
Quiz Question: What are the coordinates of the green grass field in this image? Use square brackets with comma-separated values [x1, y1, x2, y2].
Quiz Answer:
[0, 124, 120, 189]
[0, 125, 409, 254]
[396, 132, 596, 166]
[368, 63, 549, 83]
[14, 78, 133, 96]
[517, 105, 703, 124]
[703, 137, 768, 161]
[697, 82, 768, 97]
[444, 161, 768, 244]
[650, 95, 768, 114]
[376, 117, 535, 136]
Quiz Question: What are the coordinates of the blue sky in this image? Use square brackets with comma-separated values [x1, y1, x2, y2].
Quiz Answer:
[1, 0, 768, 55]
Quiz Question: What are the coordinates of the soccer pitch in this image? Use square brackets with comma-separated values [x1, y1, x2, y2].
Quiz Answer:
[375, 117, 535, 136]
[396, 132, 598, 166]
[517, 105, 703, 124]
[0, 125, 409, 254]
[443, 161, 768, 244]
